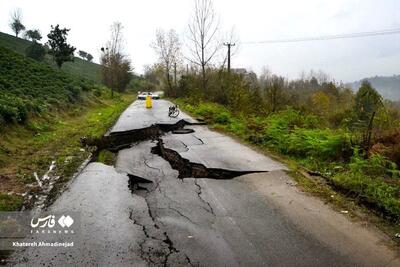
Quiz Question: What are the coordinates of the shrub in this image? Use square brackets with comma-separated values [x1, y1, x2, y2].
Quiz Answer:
[287, 128, 350, 160]
[332, 171, 400, 220]
[25, 43, 46, 61]
[215, 111, 231, 124]
[349, 148, 399, 178]
[263, 109, 317, 146]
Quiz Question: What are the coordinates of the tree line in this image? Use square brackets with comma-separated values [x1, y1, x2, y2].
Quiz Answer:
[6, 8, 133, 96]
[145, 0, 400, 170]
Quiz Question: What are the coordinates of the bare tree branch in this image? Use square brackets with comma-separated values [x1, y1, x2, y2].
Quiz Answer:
[187, 0, 221, 90]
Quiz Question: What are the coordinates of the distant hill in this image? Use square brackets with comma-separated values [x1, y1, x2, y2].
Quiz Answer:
[0, 31, 101, 83]
[346, 75, 400, 101]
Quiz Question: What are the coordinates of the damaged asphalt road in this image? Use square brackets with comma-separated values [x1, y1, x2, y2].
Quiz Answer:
[9, 100, 400, 266]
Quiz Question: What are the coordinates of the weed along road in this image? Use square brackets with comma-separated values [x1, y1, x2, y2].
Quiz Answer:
[10, 100, 400, 267]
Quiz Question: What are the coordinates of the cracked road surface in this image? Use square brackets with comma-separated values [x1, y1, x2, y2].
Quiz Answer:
[10, 100, 400, 266]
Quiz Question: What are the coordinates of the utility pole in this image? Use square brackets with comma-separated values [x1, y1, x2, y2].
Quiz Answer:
[223, 42, 235, 73]
[174, 62, 177, 87]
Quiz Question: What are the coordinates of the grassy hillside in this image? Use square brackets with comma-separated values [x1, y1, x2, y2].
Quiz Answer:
[0, 41, 135, 211]
[347, 75, 400, 101]
[0, 46, 100, 126]
[0, 31, 101, 83]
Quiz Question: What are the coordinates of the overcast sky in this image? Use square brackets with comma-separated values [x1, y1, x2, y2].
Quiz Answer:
[1, 0, 399, 82]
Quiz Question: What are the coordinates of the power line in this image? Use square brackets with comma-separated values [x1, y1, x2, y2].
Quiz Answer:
[241, 27, 400, 44]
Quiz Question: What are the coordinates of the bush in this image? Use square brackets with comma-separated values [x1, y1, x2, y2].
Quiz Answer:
[94, 88, 102, 97]
[286, 128, 350, 160]
[263, 109, 320, 145]
[0, 194, 23, 211]
[66, 85, 82, 101]
[349, 149, 399, 178]
[25, 43, 46, 61]
[215, 111, 231, 124]
[332, 171, 400, 220]
[0, 93, 28, 123]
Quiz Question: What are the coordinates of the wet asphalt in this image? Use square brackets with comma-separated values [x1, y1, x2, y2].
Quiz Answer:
[9, 100, 394, 266]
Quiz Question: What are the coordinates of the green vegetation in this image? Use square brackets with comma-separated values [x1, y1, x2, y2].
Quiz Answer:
[47, 25, 76, 68]
[0, 31, 101, 82]
[0, 34, 135, 211]
[347, 75, 400, 100]
[0, 93, 134, 211]
[0, 194, 24, 211]
[0, 46, 96, 125]
[174, 70, 400, 222]
[97, 150, 116, 165]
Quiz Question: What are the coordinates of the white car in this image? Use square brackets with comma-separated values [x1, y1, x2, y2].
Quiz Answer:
[137, 91, 160, 100]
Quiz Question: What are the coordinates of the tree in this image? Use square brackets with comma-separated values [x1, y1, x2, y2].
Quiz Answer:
[311, 91, 330, 115]
[47, 25, 76, 68]
[25, 43, 46, 61]
[78, 50, 88, 59]
[78, 50, 93, 62]
[9, 8, 25, 38]
[86, 53, 93, 62]
[24, 29, 42, 42]
[265, 75, 286, 112]
[354, 80, 384, 156]
[143, 64, 164, 87]
[101, 22, 132, 97]
[151, 29, 181, 96]
[188, 0, 221, 91]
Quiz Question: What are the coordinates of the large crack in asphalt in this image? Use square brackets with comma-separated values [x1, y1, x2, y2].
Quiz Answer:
[81, 119, 205, 162]
[151, 138, 266, 180]
[82, 119, 265, 266]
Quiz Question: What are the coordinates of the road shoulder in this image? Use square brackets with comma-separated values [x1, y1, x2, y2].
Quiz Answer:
[239, 171, 400, 267]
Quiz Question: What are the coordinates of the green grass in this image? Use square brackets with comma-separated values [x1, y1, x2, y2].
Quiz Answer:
[0, 93, 134, 211]
[0, 32, 32, 54]
[0, 31, 137, 211]
[0, 31, 101, 83]
[177, 98, 400, 222]
[0, 194, 24, 211]
[97, 150, 116, 165]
